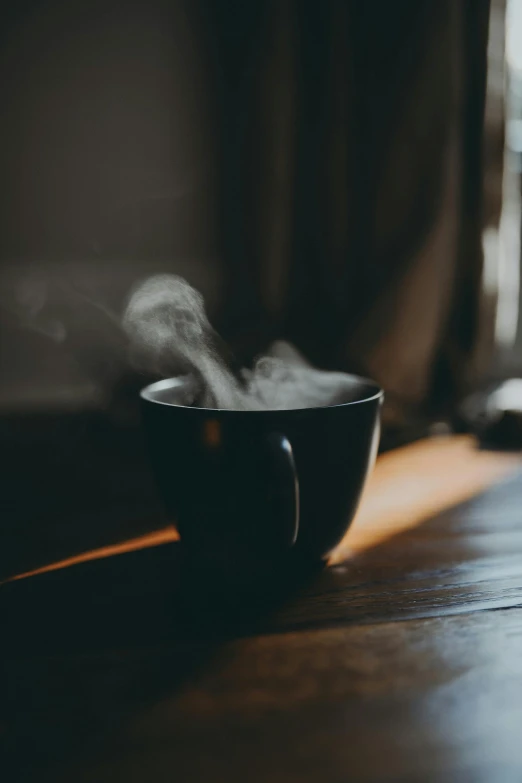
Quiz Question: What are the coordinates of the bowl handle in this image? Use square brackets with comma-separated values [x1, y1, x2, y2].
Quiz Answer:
[266, 432, 300, 547]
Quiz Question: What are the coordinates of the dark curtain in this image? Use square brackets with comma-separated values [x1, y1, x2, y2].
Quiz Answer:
[200, 0, 491, 435]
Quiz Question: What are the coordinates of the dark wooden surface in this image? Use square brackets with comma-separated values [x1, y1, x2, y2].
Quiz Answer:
[3, 437, 522, 782]
[0, 411, 165, 582]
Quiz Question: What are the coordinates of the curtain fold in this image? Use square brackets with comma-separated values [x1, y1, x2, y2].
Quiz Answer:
[204, 0, 492, 431]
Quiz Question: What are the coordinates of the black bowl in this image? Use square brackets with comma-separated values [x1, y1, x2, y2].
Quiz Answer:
[141, 375, 383, 568]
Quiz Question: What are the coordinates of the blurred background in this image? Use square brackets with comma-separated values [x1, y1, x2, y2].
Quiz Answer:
[1, 0, 521, 577]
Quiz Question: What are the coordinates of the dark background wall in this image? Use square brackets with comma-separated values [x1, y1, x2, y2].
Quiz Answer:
[0, 0, 221, 410]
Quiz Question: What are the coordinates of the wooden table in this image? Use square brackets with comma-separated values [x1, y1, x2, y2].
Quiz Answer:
[3, 435, 522, 782]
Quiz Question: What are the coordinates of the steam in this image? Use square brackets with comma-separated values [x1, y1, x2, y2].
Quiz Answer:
[123, 274, 262, 409]
[3, 268, 361, 412]
[123, 274, 362, 410]
[9, 276, 67, 342]
[1, 269, 132, 411]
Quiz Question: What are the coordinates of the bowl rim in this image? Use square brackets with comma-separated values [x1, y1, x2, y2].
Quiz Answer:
[140, 374, 384, 413]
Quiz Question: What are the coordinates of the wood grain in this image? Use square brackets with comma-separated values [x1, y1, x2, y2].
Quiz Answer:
[79, 609, 521, 783]
[6, 609, 522, 782]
